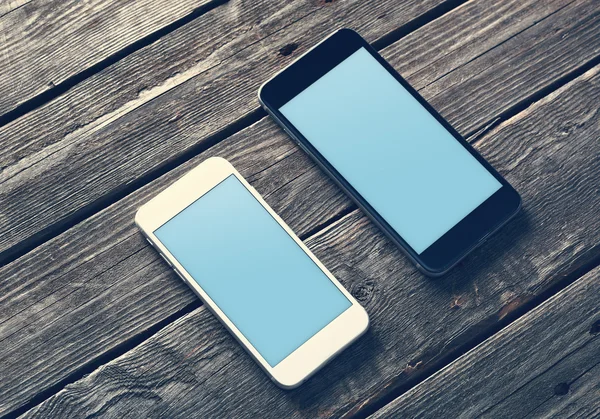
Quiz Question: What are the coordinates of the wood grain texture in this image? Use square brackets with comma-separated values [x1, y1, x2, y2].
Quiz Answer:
[0, 0, 218, 117]
[370, 266, 600, 418]
[17, 64, 600, 418]
[0, 0, 450, 261]
[0, 0, 325, 176]
[0, 122, 295, 416]
[2, 0, 594, 262]
[0, 1, 593, 413]
[0, 0, 32, 18]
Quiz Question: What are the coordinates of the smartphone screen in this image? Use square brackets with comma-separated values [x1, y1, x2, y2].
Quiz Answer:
[154, 175, 351, 367]
[278, 47, 502, 255]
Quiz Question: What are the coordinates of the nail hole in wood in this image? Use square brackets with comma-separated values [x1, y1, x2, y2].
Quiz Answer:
[589, 319, 600, 335]
[279, 43, 299, 57]
[553, 382, 570, 396]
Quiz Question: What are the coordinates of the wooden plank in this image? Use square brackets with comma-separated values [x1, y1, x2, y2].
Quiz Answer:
[528, 364, 600, 418]
[0, 123, 291, 416]
[0, 0, 220, 117]
[2, 0, 595, 262]
[0, 0, 451, 261]
[369, 267, 600, 418]
[0, 0, 32, 18]
[0, 0, 336, 167]
[19, 63, 600, 417]
[0, 0, 595, 414]
[11, 61, 600, 417]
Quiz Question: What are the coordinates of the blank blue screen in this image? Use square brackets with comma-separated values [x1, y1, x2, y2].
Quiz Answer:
[279, 47, 501, 254]
[154, 175, 351, 366]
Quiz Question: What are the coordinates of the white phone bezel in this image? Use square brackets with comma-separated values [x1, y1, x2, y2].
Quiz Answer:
[134, 157, 369, 388]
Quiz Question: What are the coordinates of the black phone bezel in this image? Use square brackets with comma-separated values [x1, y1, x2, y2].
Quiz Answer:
[258, 28, 521, 276]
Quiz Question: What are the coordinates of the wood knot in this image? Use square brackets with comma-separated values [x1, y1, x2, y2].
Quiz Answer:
[279, 43, 299, 57]
[352, 279, 376, 304]
[554, 382, 570, 396]
[337, 264, 376, 305]
[319, 0, 335, 4]
[590, 319, 600, 335]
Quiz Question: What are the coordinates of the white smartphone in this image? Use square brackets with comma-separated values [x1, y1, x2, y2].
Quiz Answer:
[135, 157, 369, 388]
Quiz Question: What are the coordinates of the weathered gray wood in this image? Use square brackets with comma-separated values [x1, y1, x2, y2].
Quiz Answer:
[0, 0, 32, 18]
[369, 267, 600, 419]
[0, 0, 219, 117]
[412, 0, 600, 133]
[16, 63, 600, 418]
[0, 0, 450, 261]
[0, 2, 592, 414]
[0, 0, 597, 414]
[2, 0, 593, 262]
[0, 0, 327, 176]
[485, 346, 600, 418]
[0, 122, 292, 416]
[527, 363, 600, 418]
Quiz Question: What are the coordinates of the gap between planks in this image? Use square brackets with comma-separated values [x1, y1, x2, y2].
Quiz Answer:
[0, 0, 33, 19]
[308, 51, 600, 241]
[0, 1, 470, 417]
[0, 0, 470, 267]
[0, 0, 229, 127]
[8, 46, 600, 419]
[359, 245, 600, 418]
[469, 54, 600, 146]
[368, 265, 600, 418]
[0, 301, 202, 419]
[30, 62, 600, 418]
[2, 0, 596, 268]
[2, 1, 596, 418]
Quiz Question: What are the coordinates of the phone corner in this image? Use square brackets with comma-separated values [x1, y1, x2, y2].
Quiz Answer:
[395, 240, 448, 278]
[257, 79, 270, 109]
[203, 156, 233, 170]
[418, 264, 448, 278]
[257, 83, 265, 103]
[495, 189, 522, 237]
[357, 305, 370, 335]
[512, 191, 523, 218]
[333, 27, 360, 39]
[270, 374, 305, 390]
[133, 206, 146, 230]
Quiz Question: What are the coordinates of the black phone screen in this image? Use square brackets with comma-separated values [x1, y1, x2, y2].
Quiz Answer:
[278, 47, 502, 255]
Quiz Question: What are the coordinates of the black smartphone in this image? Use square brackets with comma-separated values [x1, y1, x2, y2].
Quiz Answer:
[258, 28, 521, 276]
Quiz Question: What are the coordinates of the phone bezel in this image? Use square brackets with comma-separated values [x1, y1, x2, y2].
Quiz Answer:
[135, 157, 369, 388]
[258, 28, 521, 276]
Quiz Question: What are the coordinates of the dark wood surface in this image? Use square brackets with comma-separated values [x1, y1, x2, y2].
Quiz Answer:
[15, 59, 600, 419]
[0, 0, 218, 117]
[370, 266, 600, 418]
[5, 0, 599, 264]
[2, 0, 598, 414]
[0, 0, 449, 262]
[1, 0, 599, 417]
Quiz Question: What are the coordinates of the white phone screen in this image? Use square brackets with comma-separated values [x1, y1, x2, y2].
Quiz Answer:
[154, 175, 351, 366]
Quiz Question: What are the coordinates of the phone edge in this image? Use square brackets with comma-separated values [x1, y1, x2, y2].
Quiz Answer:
[257, 29, 522, 277]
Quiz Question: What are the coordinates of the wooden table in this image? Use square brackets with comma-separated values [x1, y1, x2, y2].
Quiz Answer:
[1, 0, 599, 417]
